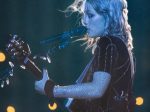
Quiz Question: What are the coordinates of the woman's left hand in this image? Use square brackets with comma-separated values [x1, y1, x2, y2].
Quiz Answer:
[35, 68, 49, 95]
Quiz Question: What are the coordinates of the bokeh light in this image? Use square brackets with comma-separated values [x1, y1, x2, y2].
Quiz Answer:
[48, 102, 57, 111]
[7, 106, 15, 112]
[0, 52, 6, 62]
[136, 97, 144, 106]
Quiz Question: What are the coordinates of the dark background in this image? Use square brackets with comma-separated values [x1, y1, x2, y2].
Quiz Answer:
[0, 0, 149, 112]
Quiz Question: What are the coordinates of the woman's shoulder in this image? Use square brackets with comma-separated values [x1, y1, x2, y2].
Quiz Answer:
[97, 36, 127, 49]
[95, 36, 130, 63]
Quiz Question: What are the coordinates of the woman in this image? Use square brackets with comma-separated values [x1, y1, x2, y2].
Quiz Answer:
[35, 0, 135, 111]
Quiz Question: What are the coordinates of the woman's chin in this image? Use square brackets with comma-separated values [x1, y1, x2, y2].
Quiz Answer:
[88, 33, 98, 38]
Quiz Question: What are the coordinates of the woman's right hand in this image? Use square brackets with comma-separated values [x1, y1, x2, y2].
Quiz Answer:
[35, 68, 49, 95]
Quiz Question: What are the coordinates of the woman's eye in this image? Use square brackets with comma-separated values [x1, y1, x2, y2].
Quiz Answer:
[88, 13, 94, 18]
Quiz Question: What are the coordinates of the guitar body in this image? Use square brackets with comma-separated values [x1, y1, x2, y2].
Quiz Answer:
[66, 99, 85, 112]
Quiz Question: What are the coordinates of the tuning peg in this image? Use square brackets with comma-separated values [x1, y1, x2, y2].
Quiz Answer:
[9, 61, 14, 68]
[1, 81, 4, 88]
[6, 78, 10, 85]
[10, 35, 18, 43]
[12, 35, 18, 39]
[7, 43, 13, 48]
[9, 70, 13, 76]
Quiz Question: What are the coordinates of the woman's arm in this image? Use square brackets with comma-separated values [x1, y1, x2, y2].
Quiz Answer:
[53, 71, 111, 99]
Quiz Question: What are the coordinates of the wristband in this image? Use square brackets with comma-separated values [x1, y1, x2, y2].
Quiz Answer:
[44, 79, 55, 98]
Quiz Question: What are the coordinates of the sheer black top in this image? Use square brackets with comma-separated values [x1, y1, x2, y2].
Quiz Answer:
[69, 36, 135, 112]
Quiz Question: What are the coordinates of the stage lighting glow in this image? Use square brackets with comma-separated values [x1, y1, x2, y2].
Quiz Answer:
[7, 106, 15, 112]
[0, 52, 6, 62]
[48, 102, 57, 110]
[136, 97, 144, 106]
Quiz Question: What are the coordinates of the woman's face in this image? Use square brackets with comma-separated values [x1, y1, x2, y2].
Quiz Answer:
[82, 2, 106, 38]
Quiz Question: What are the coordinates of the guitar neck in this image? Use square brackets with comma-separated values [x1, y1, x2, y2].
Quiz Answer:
[24, 57, 42, 80]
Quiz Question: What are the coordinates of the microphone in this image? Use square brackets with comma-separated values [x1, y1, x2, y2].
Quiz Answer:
[40, 26, 87, 45]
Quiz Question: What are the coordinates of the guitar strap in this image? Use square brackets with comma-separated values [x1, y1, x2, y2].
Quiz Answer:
[65, 55, 95, 110]
[76, 55, 95, 83]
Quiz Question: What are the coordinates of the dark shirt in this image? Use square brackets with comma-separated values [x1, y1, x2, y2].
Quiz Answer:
[68, 36, 135, 112]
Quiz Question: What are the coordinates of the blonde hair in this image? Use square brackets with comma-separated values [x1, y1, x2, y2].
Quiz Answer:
[65, 0, 133, 51]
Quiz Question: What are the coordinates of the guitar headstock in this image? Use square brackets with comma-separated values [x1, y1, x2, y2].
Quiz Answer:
[6, 35, 31, 67]
[2, 34, 52, 86]
[0, 35, 32, 88]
